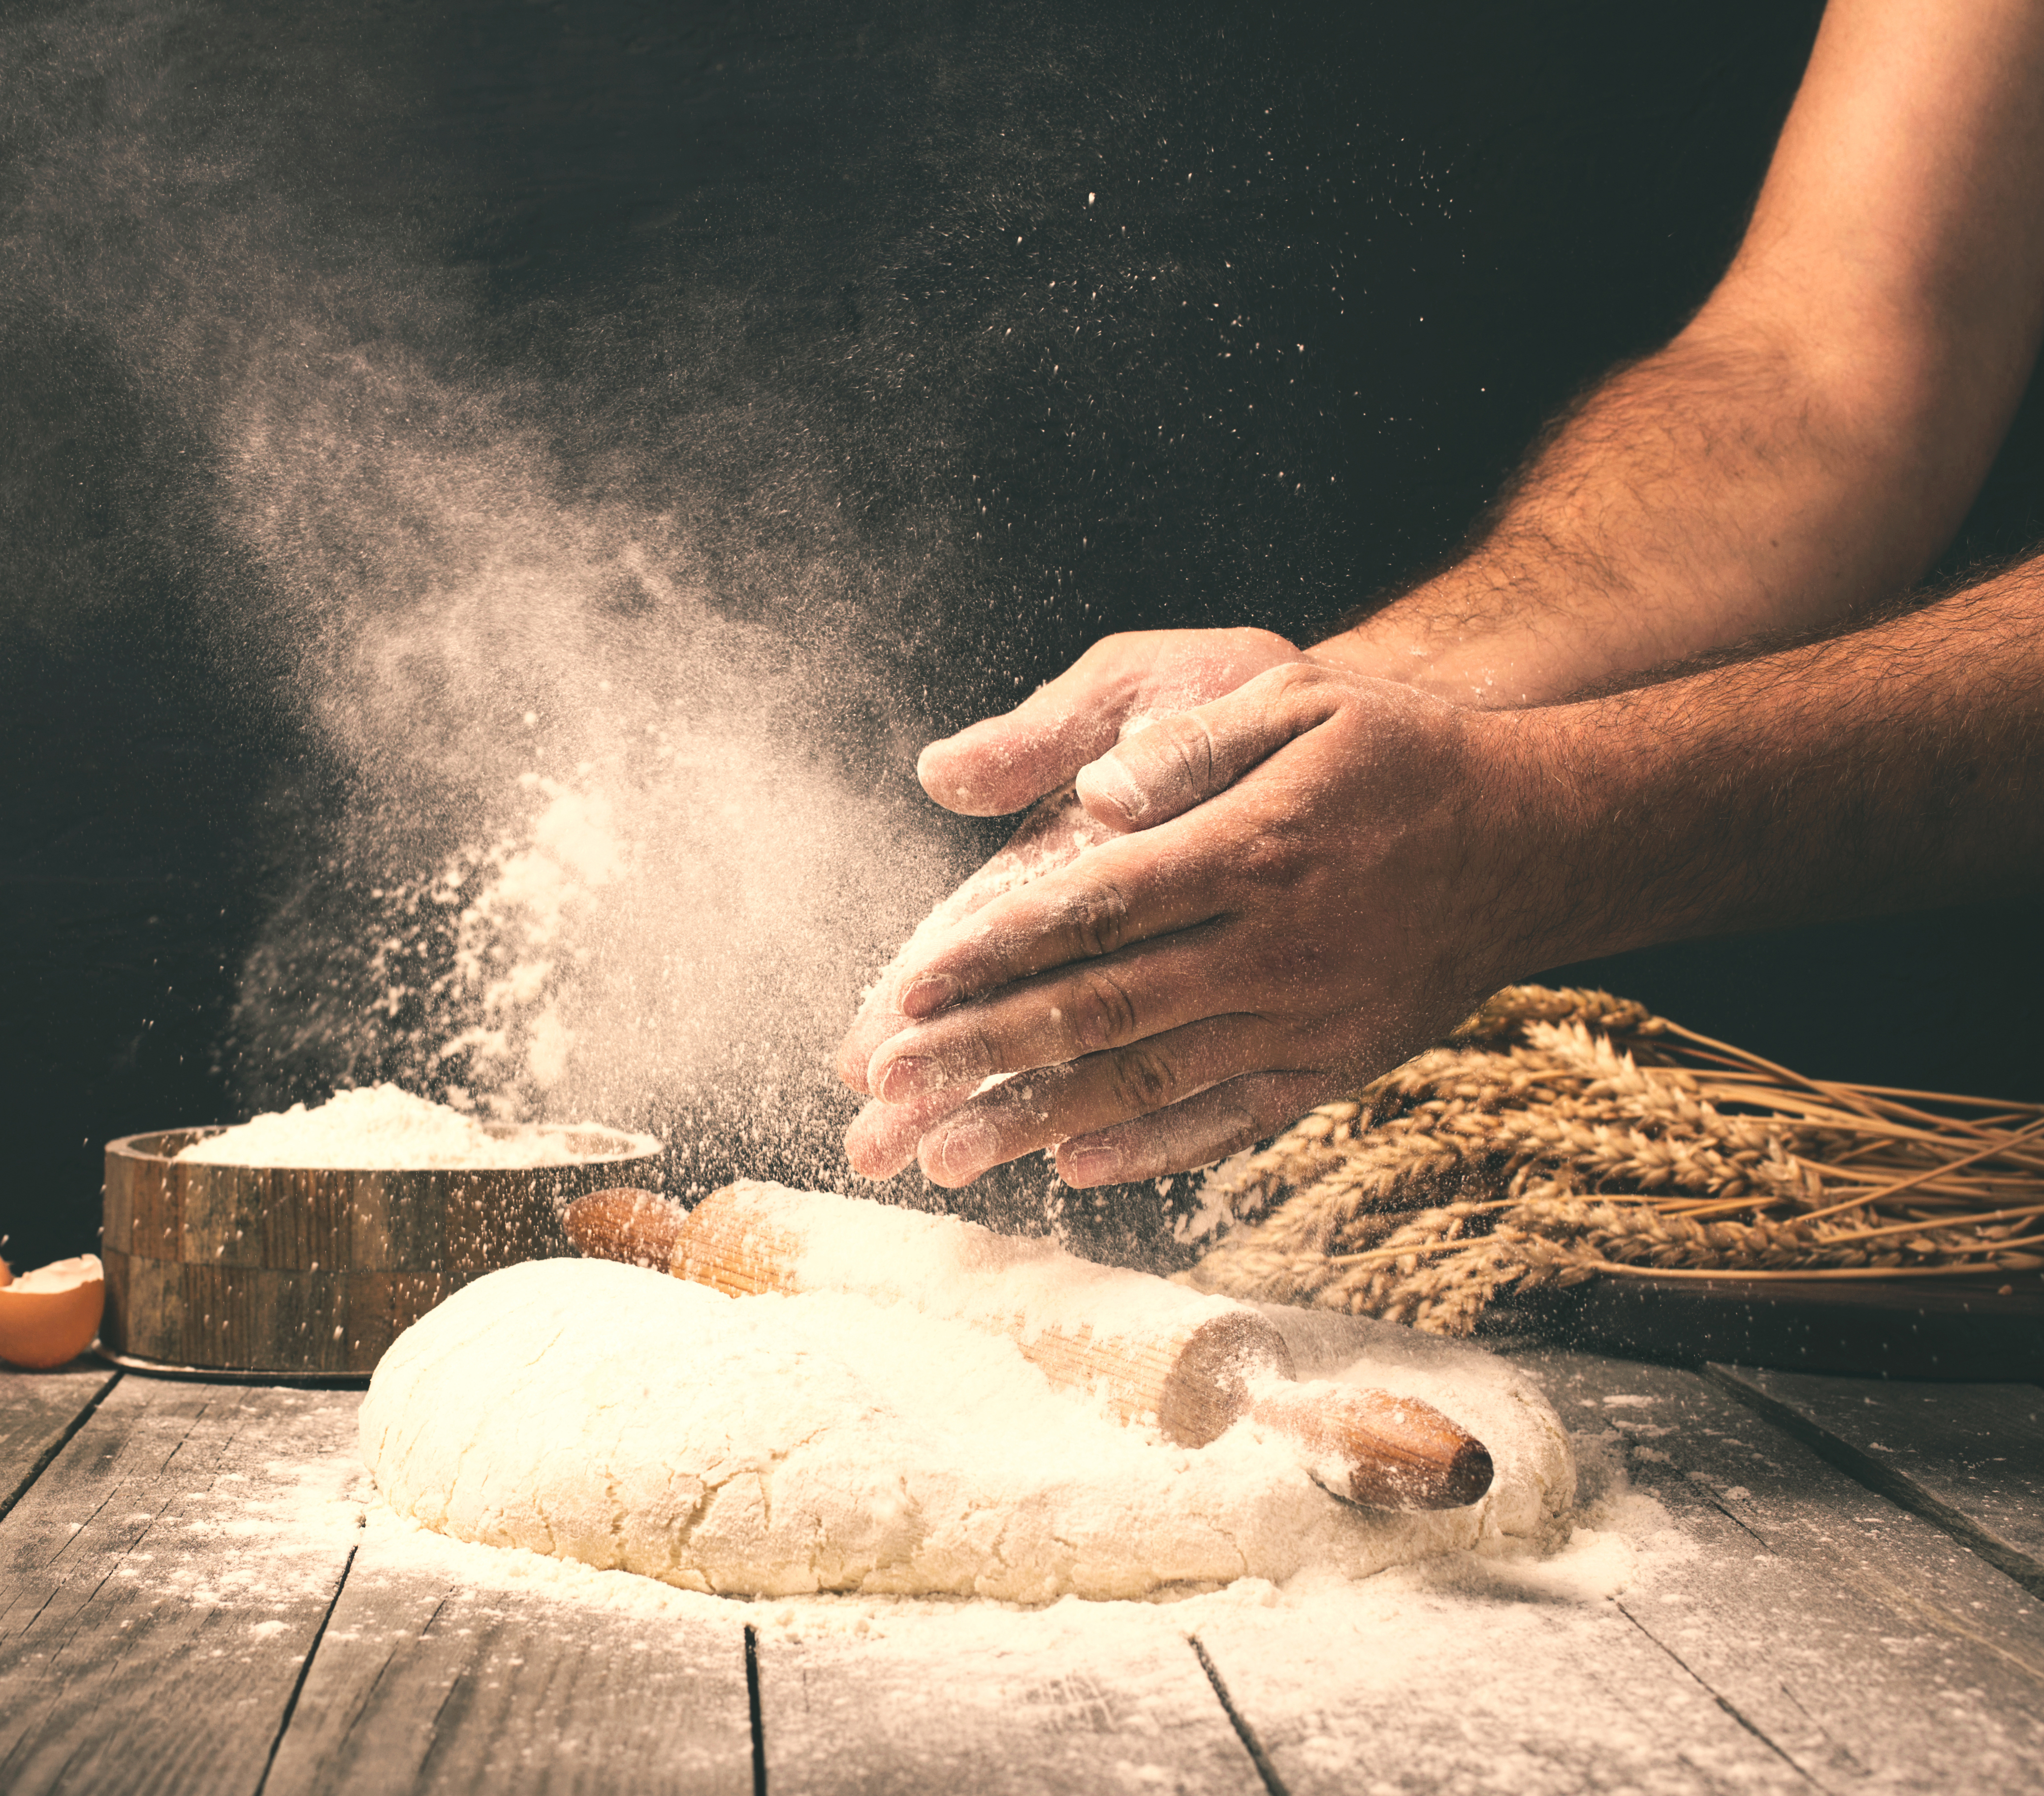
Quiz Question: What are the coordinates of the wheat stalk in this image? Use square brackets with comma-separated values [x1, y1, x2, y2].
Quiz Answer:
[1179, 984, 2044, 1334]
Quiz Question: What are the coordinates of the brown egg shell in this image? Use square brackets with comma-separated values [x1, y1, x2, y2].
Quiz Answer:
[0, 1255, 105, 1370]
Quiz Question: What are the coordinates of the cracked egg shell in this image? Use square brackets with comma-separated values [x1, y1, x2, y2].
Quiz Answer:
[0, 1254, 103, 1369]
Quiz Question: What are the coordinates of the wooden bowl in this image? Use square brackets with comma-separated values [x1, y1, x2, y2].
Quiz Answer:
[101, 1126, 666, 1377]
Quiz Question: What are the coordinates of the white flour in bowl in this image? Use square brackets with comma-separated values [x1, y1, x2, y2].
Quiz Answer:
[176, 1084, 658, 1169]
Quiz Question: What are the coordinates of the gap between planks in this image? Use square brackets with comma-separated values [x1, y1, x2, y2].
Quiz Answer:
[254, 1536, 362, 1796]
[1611, 1602, 1821, 1788]
[1705, 1363, 2044, 1598]
[0, 1363, 122, 1524]
[257, 1521, 754, 1795]
[744, 1624, 766, 1796]
[0, 1378, 366, 1796]
[1505, 1349, 2044, 1789]
[1190, 1636, 1289, 1796]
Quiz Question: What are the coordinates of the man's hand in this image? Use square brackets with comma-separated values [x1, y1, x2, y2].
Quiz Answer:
[846, 571, 2044, 1188]
[842, 662, 1550, 1187]
[835, 626, 1307, 1110]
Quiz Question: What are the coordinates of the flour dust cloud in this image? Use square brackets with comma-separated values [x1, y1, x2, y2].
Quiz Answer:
[7, 0, 1373, 1230]
[215, 349, 955, 1186]
[1, 0, 996, 1195]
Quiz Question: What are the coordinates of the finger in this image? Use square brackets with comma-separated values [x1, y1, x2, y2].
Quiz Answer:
[836, 998, 907, 1095]
[888, 824, 1226, 1025]
[844, 1081, 984, 1179]
[834, 789, 1109, 1093]
[867, 922, 1232, 1103]
[1056, 1071, 1334, 1187]
[913, 1015, 1284, 1187]
[917, 628, 1304, 817]
[917, 650, 1139, 817]
[1074, 660, 1341, 833]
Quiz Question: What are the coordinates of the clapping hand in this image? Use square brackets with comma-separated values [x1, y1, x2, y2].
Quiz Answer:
[838, 638, 1546, 1187]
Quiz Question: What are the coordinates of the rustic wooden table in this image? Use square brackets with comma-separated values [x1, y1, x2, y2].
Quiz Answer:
[3, 1344, 2039, 1795]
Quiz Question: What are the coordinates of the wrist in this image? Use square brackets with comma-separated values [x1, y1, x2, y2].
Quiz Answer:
[1306, 621, 1432, 688]
[1313, 561, 1594, 711]
[1456, 701, 1644, 979]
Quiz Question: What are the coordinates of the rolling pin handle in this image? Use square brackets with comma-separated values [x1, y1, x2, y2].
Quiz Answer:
[1247, 1380, 1495, 1511]
[564, 1188, 689, 1270]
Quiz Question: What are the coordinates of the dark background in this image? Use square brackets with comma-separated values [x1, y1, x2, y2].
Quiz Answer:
[5, 0, 2042, 1272]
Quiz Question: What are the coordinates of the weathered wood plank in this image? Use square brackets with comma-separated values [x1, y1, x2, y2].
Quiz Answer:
[1195, 1543, 1813, 1794]
[758, 1605, 1265, 1795]
[1514, 1352, 2042, 1791]
[1707, 1364, 2044, 1595]
[263, 1512, 754, 1796]
[1206, 1349, 2044, 1794]
[1192, 1312, 1817, 1792]
[0, 1378, 363, 1796]
[0, 1361, 120, 1521]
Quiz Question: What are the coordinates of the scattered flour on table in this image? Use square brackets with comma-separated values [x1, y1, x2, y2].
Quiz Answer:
[338, 1422, 1694, 1786]
[80, 1388, 368, 1642]
[95, 1363, 1689, 1730]
[359, 1256, 1578, 1602]
[176, 1084, 658, 1168]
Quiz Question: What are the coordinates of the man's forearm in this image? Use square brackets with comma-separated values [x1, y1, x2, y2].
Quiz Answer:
[1315, 316, 1957, 706]
[1314, 0, 2044, 709]
[1496, 564, 2044, 970]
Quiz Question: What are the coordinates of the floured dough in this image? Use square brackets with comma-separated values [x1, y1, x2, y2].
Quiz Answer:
[361, 1257, 1574, 1602]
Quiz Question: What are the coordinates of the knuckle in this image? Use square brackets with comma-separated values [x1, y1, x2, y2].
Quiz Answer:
[1080, 632, 1144, 682]
[951, 1019, 998, 1082]
[1064, 967, 1141, 1053]
[1058, 877, 1132, 959]
[1232, 822, 1303, 888]
[1108, 1043, 1183, 1116]
[1155, 713, 1218, 799]
[1265, 656, 1330, 696]
[1253, 658, 1336, 717]
[1240, 627, 1295, 657]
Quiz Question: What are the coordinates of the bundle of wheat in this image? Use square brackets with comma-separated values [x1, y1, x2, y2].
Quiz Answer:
[1178, 986, 2044, 1336]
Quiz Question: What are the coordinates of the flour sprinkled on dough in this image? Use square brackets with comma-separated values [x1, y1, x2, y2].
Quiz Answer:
[361, 1257, 1573, 1602]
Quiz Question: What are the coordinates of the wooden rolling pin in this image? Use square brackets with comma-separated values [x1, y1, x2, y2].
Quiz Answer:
[564, 1180, 1494, 1511]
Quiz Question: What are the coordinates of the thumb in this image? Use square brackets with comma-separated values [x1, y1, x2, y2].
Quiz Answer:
[1073, 662, 1340, 831]
[915, 627, 1303, 818]
[916, 664, 1131, 818]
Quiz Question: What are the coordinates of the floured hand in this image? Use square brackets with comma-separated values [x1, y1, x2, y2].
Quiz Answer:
[837, 628, 1308, 1169]
[844, 659, 1559, 1187]
[836, 786, 1118, 1168]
